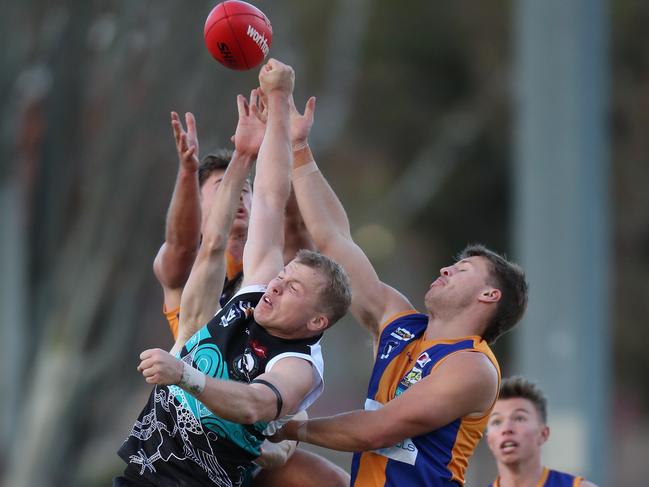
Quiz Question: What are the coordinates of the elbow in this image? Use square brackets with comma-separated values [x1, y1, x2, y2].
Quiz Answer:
[237, 406, 261, 425]
[363, 429, 399, 451]
[200, 233, 227, 255]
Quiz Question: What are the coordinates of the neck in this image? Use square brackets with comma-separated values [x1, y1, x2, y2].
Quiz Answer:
[497, 459, 545, 487]
[424, 306, 486, 341]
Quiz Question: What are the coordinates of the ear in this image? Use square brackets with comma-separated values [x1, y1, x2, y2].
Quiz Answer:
[539, 424, 550, 445]
[307, 314, 329, 332]
[478, 288, 501, 304]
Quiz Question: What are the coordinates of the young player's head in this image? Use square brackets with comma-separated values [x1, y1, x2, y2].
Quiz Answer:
[486, 377, 549, 467]
[199, 150, 253, 234]
[254, 250, 351, 338]
[424, 244, 528, 344]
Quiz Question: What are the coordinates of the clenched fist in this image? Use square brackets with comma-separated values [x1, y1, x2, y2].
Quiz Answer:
[258, 58, 295, 96]
[137, 348, 183, 386]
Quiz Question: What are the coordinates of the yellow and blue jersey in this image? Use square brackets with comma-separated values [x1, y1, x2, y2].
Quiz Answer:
[488, 467, 584, 486]
[351, 311, 500, 486]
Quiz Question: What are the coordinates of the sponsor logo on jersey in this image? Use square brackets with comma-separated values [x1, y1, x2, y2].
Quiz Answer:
[365, 399, 418, 465]
[390, 327, 415, 342]
[380, 339, 399, 360]
[249, 339, 268, 359]
[395, 366, 423, 397]
[416, 351, 432, 368]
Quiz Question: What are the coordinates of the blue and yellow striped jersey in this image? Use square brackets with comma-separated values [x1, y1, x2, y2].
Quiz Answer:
[488, 467, 584, 486]
[351, 311, 500, 486]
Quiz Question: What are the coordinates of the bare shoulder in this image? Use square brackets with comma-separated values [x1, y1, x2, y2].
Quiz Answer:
[439, 349, 498, 376]
[268, 355, 314, 373]
[436, 351, 498, 399]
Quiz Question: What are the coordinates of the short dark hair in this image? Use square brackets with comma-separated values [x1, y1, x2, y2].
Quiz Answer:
[499, 376, 548, 423]
[457, 244, 528, 344]
[294, 249, 351, 326]
[198, 150, 233, 187]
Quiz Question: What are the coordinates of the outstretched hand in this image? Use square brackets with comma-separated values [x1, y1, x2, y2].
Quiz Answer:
[171, 111, 200, 172]
[137, 348, 183, 386]
[290, 96, 316, 149]
[232, 88, 267, 157]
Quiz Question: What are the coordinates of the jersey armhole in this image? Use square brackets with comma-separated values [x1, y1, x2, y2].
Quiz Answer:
[265, 349, 325, 412]
[377, 309, 419, 334]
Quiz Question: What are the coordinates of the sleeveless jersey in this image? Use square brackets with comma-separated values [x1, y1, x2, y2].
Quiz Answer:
[351, 311, 500, 487]
[488, 468, 584, 487]
[119, 285, 325, 486]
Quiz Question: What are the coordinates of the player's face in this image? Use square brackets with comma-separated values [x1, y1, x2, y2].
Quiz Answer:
[486, 398, 549, 467]
[424, 256, 494, 312]
[200, 170, 253, 234]
[254, 260, 327, 338]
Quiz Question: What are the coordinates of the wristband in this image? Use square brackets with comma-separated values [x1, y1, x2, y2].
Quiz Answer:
[296, 420, 308, 442]
[292, 140, 309, 152]
[178, 362, 206, 396]
[293, 161, 318, 180]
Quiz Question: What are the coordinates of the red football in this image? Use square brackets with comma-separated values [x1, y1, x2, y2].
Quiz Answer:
[204, 1, 272, 71]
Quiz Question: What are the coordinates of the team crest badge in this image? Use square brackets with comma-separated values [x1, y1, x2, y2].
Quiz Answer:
[232, 350, 260, 381]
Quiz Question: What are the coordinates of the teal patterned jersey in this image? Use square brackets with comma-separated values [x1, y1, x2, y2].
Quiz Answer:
[118, 285, 324, 486]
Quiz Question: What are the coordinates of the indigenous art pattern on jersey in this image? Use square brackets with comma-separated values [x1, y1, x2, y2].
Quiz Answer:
[119, 285, 324, 486]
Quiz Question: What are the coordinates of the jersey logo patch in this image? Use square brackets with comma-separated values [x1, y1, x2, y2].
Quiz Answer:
[220, 300, 254, 327]
[380, 340, 399, 360]
[232, 350, 260, 381]
[390, 327, 415, 341]
[395, 366, 423, 397]
[416, 351, 431, 368]
[249, 339, 268, 359]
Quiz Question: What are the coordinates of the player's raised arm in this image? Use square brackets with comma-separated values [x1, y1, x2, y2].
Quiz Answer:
[290, 120, 413, 338]
[171, 96, 261, 352]
[153, 112, 202, 313]
[242, 59, 295, 287]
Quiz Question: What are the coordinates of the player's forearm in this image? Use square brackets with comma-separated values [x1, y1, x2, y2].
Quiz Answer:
[178, 153, 253, 340]
[292, 155, 352, 249]
[154, 166, 202, 287]
[283, 189, 315, 262]
[284, 410, 389, 452]
[201, 151, 253, 252]
[255, 92, 292, 207]
[195, 377, 277, 424]
[165, 167, 202, 250]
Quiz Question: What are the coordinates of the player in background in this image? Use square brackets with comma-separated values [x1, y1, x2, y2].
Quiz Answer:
[270, 100, 529, 486]
[153, 80, 348, 484]
[485, 376, 598, 487]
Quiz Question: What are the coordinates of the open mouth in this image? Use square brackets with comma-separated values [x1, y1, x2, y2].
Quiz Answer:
[500, 440, 518, 453]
